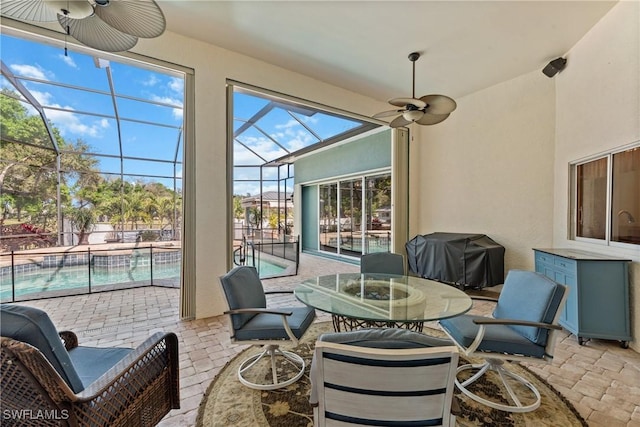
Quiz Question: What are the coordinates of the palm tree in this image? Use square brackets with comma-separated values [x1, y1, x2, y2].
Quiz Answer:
[67, 206, 95, 245]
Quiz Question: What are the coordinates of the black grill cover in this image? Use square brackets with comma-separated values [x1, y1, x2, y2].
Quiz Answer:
[406, 232, 505, 288]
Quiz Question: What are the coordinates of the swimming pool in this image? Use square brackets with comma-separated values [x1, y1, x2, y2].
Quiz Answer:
[0, 256, 290, 301]
[0, 261, 181, 301]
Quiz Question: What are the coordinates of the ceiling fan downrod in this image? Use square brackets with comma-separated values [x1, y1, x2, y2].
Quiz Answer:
[409, 52, 420, 100]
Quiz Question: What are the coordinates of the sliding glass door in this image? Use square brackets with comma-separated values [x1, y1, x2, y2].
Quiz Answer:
[317, 173, 391, 257]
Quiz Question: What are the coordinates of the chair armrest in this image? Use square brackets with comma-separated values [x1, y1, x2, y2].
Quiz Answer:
[265, 290, 294, 295]
[225, 308, 293, 316]
[75, 332, 180, 407]
[469, 295, 499, 303]
[59, 331, 78, 350]
[473, 318, 562, 330]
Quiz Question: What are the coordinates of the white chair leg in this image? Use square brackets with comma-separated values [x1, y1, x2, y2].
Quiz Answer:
[455, 359, 541, 413]
[237, 344, 305, 390]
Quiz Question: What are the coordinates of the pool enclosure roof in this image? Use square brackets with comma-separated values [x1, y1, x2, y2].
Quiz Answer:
[1, 33, 380, 186]
[1, 33, 184, 184]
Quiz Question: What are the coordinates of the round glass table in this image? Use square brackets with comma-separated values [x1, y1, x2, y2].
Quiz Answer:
[294, 273, 473, 332]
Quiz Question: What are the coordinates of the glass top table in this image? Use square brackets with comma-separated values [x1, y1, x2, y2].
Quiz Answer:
[294, 273, 473, 332]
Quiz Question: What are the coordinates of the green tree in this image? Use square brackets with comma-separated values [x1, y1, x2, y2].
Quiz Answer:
[233, 195, 244, 220]
[1, 89, 99, 231]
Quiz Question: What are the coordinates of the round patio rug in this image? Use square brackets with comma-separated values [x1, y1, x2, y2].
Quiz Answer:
[196, 322, 587, 427]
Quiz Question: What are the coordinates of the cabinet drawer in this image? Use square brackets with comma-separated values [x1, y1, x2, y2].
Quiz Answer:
[535, 252, 554, 265]
[554, 257, 576, 272]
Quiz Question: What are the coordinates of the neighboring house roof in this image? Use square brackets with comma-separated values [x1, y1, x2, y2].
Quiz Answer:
[241, 191, 293, 208]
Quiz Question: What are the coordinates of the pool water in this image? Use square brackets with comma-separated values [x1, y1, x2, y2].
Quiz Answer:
[1, 257, 288, 301]
[246, 256, 289, 277]
[0, 261, 181, 301]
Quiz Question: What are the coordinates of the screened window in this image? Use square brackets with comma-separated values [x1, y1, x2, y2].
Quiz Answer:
[573, 145, 640, 245]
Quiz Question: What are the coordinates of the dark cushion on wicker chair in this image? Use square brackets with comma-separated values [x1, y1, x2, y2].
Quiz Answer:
[0, 304, 85, 393]
[1, 304, 180, 427]
[68, 346, 133, 388]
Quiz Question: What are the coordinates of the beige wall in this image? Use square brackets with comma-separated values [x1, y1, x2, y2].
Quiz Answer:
[409, 70, 557, 272]
[553, 1, 640, 351]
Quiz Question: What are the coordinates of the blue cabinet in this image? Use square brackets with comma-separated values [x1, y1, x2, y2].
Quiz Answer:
[534, 248, 631, 347]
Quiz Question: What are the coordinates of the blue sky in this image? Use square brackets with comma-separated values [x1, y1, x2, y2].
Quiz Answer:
[2, 33, 372, 197]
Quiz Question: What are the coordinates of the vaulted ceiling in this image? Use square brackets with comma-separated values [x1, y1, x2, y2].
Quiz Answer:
[159, 1, 617, 103]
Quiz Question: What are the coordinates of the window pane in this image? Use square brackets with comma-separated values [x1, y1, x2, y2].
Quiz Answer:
[339, 179, 363, 256]
[576, 157, 607, 239]
[611, 148, 640, 244]
[364, 174, 392, 253]
[319, 183, 337, 253]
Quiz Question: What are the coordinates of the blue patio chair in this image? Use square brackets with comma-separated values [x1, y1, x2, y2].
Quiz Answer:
[220, 265, 316, 390]
[439, 270, 568, 412]
[310, 328, 459, 427]
[360, 252, 405, 275]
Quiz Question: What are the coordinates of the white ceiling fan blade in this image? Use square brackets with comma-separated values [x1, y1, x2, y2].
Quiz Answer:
[1, 0, 58, 22]
[58, 13, 138, 52]
[389, 115, 412, 128]
[44, 0, 93, 18]
[420, 95, 457, 115]
[416, 112, 450, 125]
[388, 97, 427, 109]
[94, 0, 166, 39]
[373, 109, 403, 119]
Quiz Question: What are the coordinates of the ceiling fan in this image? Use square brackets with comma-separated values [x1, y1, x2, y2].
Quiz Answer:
[0, 0, 166, 52]
[373, 52, 457, 128]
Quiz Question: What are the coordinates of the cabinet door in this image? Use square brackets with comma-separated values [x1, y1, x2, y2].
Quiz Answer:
[578, 262, 630, 339]
[559, 273, 578, 333]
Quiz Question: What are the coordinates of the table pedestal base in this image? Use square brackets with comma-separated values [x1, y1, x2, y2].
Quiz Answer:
[332, 315, 424, 332]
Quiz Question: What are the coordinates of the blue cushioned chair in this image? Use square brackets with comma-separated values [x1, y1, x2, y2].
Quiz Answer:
[0, 304, 179, 427]
[310, 328, 459, 427]
[220, 266, 316, 390]
[360, 252, 405, 275]
[439, 270, 568, 413]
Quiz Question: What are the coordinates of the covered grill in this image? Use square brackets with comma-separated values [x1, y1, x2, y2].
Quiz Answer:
[406, 232, 505, 289]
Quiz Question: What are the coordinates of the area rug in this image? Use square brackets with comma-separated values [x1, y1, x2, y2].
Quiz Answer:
[196, 322, 587, 427]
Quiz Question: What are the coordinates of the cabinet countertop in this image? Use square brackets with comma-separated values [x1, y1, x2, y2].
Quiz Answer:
[533, 248, 631, 262]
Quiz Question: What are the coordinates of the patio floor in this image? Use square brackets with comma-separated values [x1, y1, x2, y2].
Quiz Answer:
[11, 253, 640, 426]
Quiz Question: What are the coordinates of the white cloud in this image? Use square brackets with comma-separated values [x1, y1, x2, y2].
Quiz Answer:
[275, 119, 302, 131]
[235, 135, 288, 164]
[151, 95, 182, 107]
[168, 77, 183, 93]
[59, 54, 78, 69]
[47, 109, 107, 138]
[29, 89, 108, 138]
[142, 75, 160, 86]
[151, 95, 183, 120]
[10, 64, 48, 80]
[30, 89, 54, 106]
